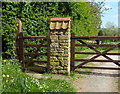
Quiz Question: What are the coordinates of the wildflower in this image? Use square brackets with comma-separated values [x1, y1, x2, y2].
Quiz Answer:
[3, 60, 6, 62]
[2, 74, 5, 78]
[6, 80, 8, 83]
[6, 75, 10, 78]
[11, 80, 14, 83]
[16, 23, 19, 26]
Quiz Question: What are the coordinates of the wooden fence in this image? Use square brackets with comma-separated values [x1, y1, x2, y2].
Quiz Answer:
[71, 33, 120, 71]
[15, 20, 120, 72]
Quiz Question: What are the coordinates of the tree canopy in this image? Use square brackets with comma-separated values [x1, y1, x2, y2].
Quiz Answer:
[2, 2, 103, 58]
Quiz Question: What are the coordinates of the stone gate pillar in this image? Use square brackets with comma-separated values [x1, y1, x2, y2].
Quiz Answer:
[48, 17, 71, 74]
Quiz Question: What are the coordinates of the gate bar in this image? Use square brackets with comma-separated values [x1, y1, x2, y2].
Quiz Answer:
[71, 36, 120, 40]
[75, 52, 120, 55]
[75, 59, 120, 62]
[79, 66, 120, 70]
[18, 36, 47, 39]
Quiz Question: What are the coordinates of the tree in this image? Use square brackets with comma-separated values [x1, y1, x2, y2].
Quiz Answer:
[2, 1, 104, 58]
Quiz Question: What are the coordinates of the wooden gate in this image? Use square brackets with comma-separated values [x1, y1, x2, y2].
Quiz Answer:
[71, 33, 120, 71]
[15, 20, 49, 71]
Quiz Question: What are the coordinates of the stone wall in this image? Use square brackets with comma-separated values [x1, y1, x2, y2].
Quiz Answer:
[49, 31, 70, 74]
[49, 17, 71, 74]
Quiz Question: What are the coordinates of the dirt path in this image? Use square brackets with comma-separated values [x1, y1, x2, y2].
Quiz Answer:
[73, 55, 120, 92]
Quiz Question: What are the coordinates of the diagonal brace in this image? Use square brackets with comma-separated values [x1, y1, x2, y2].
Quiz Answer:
[74, 43, 120, 70]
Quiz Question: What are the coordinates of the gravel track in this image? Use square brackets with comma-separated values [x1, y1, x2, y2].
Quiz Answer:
[73, 55, 120, 92]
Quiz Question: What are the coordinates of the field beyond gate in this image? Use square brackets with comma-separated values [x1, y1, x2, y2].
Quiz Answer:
[71, 33, 120, 71]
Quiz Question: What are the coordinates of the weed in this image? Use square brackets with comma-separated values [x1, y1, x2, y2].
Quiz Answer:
[2, 59, 75, 92]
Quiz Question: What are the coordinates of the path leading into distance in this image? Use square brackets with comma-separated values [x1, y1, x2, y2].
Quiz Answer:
[73, 55, 120, 92]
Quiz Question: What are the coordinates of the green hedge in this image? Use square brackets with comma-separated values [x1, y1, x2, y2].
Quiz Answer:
[2, 2, 102, 58]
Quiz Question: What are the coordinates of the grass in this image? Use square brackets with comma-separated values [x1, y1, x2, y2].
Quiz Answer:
[2, 59, 75, 92]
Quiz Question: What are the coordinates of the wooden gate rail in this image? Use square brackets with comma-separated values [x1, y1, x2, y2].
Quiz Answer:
[71, 33, 120, 71]
[16, 34, 48, 67]
[18, 36, 47, 39]
[72, 36, 120, 40]
[75, 52, 120, 55]
[23, 37, 47, 64]
[15, 20, 48, 70]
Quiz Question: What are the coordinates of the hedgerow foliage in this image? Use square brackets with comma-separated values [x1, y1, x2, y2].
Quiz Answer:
[2, 2, 102, 58]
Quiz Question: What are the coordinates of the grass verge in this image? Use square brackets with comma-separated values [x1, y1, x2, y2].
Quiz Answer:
[2, 59, 75, 92]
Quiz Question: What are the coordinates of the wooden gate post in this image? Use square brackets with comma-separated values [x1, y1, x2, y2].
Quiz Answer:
[15, 20, 25, 70]
[71, 33, 75, 71]
[19, 32, 25, 69]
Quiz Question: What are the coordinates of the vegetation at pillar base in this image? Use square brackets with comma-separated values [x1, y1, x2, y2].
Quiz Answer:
[2, 2, 105, 58]
[2, 59, 75, 92]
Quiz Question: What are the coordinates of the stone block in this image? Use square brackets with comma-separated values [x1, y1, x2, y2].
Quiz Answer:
[58, 70, 67, 74]
[50, 53, 59, 56]
[59, 60, 65, 66]
[50, 57, 58, 61]
[63, 67, 67, 70]
[64, 32, 70, 35]
[59, 46, 69, 48]
[59, 53, 69, 56]
[63, 57, 68, 60]
[58, 40, 68, 43]
[50, 62, 59, 66]
[50, 35, 58, 40]
[56, 66, 63, 70]
[50, 51, 58, 54]
[59, 43, 68, 46]
[50, 43, 59, 47]
[50, 31, 59, 35]
[58, 57, 63, 60]
[59, 35, 69, 40]
[57, 32, 63, 35]
[51, 70, 58, 74]
[64, 61, 69, 67]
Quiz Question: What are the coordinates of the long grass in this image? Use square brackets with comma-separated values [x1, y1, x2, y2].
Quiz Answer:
[2, 59, 75, 92]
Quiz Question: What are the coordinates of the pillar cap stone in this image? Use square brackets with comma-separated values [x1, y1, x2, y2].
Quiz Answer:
[50, 17, 71, 21]
[50, 17, 71, 30]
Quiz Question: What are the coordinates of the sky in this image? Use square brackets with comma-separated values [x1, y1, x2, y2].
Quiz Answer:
[94, 0, 119, 28]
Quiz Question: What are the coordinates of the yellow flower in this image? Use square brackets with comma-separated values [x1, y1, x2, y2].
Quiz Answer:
[11, 80, 14, 83]
[6, 75, 10, 78]
[6, 80, 8, 83]
[16, 23, 19, 26]
[2, 74, 6, 78]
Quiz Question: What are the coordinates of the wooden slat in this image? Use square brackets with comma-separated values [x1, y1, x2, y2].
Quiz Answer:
[77, 66, 120, 70]
[24, 44, 47, 47]
[75, 44, 117, 47]
[106, 53, 120, 55]
[24, 60, 47, 63]
[75, 52, 96, 54]
[24, 53, 47, 56]
[77, 40, 100, 54]
[19, 32, 25, 69]
[102, 54, 120, 66]
[22, 36, 46, 39]
[75, 59, 120, 62]
[33, 61, 47, 63]
[28, 40, 47, 62]
[75, 52, 120, 55]
[71, 33, 75, 71]
[47, 32, 50, 72]
[71, 36, 120, 40]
